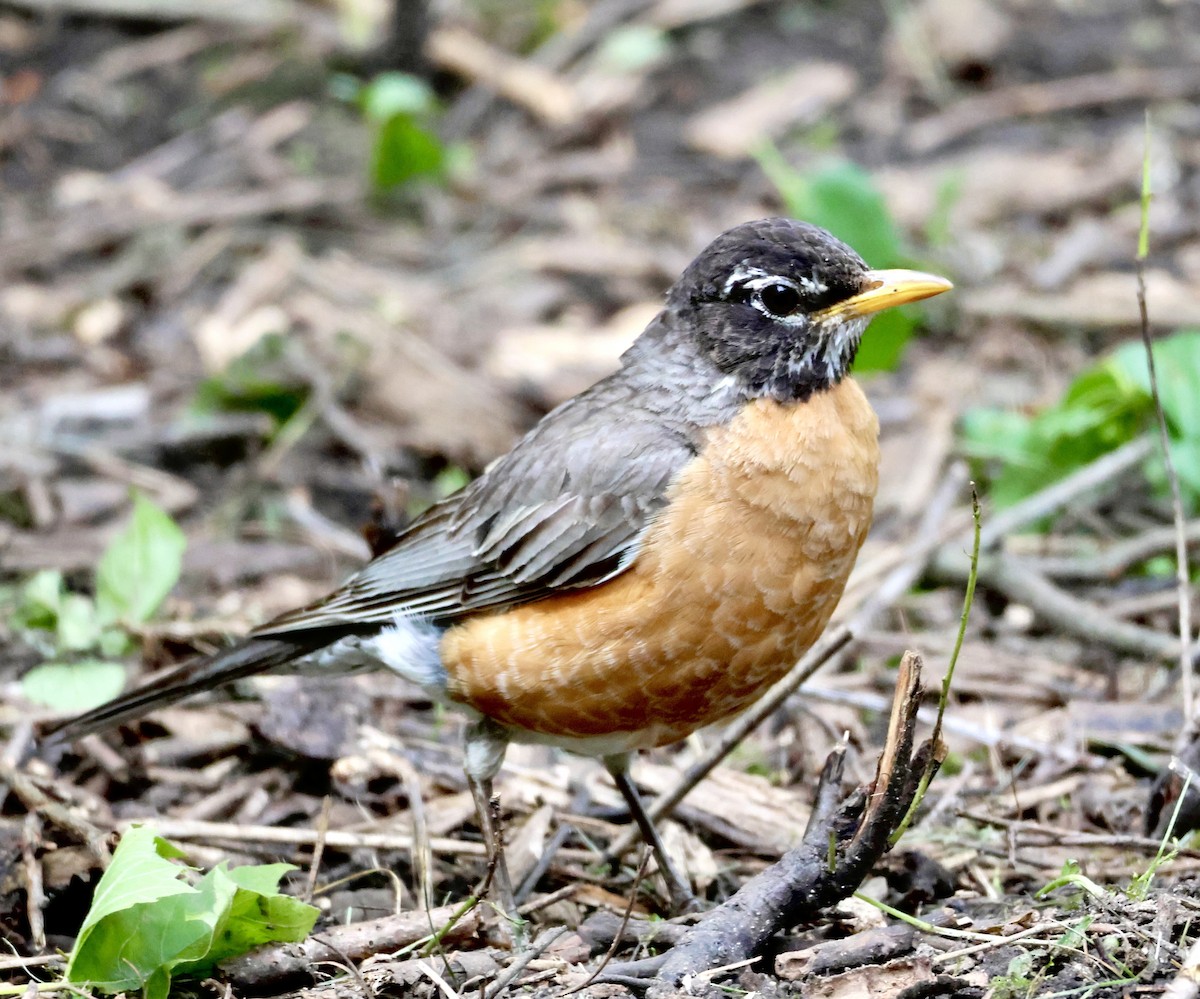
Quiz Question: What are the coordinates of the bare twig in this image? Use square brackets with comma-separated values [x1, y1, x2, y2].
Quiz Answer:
[426, 26, 580, 127]
[978, 436, 1156, 549]
[121, 816, 589, 865]
[395, 757, 434, 913]
[303, 796, 332, 905]
[0, 0, 298, 25]
[1016, 520, 1200, 580]
[958, 812, 1200, 858]
[1135, 114, 1195, 722]
[563, 850, 652, 997]
[625, 652, 936, 989]
[0, 762, 111, 866]
[218, 904, 482, 987]
[483, 926, 568, 999]
[930, 549, 1184, 662]
[908, 67, 1200, 153]
[22, 814, 46, 953]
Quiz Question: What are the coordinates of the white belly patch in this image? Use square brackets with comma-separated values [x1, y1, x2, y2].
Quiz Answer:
[303, 616, 449, 700]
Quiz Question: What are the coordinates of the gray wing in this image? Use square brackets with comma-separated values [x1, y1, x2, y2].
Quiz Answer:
[257, 377, 699, 635]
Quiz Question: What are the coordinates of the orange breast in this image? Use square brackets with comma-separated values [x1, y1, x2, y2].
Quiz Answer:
[439, 380, 880, 747]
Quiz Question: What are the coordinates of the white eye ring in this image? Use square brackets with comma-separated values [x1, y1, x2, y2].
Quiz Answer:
[749, 278, 803, 319]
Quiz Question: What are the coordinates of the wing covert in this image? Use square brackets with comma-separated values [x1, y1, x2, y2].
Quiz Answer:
[257, 383, 698, 635]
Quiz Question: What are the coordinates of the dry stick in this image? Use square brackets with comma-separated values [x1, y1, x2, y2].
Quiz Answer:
[978, 435, 1156, 549]
[482, 926, 569, 999]
[0, 0, 296, 25]
[641, 653, 932, 988]
[927, 440, 1164, 665]
[426, 26, 580, 127]
[957, 811, 1200, 858]
[800, 686, 1067, 759]
[303, 796, 332, 905]
[218, 903, 482, 988]
[392, 755, 435, 912]
[1136, 115, 1195, 726]
[561, 850, 652, 998]
[23, 813, 46, 954]
[908, 66, 1200, 153]
[931, 549, 1183, 662]
[605, 463, 967, 862]
[416, 960, 462, 999]
[0, 956, 61, 973]
[0, 761, 111, 866]
[1019, 520, 1200, 581]
[119, 816, 589, 864]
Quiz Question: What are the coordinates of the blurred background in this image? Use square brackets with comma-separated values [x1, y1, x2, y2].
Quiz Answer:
[3, 0, 1200, 979]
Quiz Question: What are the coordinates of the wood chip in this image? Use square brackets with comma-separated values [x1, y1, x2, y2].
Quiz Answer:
[877, 132, 1144, 230]
[632, 762, 812, 853]
[427, 25, 580, 127]
[685, 62, 858, 159]
[961, 269, 1200, 330]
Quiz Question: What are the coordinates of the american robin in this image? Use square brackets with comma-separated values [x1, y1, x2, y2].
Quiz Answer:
[49, 218, 951, 915]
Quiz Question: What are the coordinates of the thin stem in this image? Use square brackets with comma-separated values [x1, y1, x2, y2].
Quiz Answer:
[1136, 112, 1193, 724]
[890, 484, 981, 845]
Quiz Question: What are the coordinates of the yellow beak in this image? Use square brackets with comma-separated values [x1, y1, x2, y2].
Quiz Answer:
[812, 268, 953, 322]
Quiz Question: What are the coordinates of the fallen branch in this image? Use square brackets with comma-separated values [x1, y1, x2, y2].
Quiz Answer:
[931, 549, 1184, 663]
[426, 26, 580, 127]
[120, 815, 590, 865]
[908, 67, 1200, 153]
[604, 651, 940, 990]
[218, 903, 481, 987]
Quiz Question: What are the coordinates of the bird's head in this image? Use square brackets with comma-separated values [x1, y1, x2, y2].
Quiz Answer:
[668, 218, 952, 402]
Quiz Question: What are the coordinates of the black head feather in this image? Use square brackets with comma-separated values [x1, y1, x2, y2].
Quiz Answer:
[667, 218, 874, 402]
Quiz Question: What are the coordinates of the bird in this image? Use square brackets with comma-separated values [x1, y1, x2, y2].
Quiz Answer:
[47, 218, 952, 917]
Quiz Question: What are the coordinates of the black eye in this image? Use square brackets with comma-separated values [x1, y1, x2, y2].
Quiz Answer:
[757, 282, 801, 318]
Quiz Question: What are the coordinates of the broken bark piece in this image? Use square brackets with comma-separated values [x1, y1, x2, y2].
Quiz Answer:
[599, 652, 942, 991]
[685, 62, 858, 159]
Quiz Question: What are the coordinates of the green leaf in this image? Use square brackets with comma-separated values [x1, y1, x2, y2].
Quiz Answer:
[1171, 438, 1200, 498]
[189, 333, 307, 427]
[67, 828, 318, 998]
[95, 492, 186, 625]
[360, 72, 436, 122]
[67, 826, 195, 990]
[854, 308, 915, 373]
[961, 327, 1200, 512]
[98, 626, 134, 657]
[770, 158, 906, 268]
[959, 408, 1036, 466]
[596, 25, 670, 72]
[17, 569, 66, 630]
[56, 593, 103, 651]
[1110, 330, 1200, 437]
[22, 660, 127, 713]
[372, 115, 445, 190]
[176, 864, 317, 972]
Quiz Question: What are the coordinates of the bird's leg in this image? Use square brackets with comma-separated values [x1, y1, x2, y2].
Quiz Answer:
[464, 719, 525, 939]
[604, 753, 700, 914]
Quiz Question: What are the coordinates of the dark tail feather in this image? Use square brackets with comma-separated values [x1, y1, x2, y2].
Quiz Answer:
[44, 635, 327, 745]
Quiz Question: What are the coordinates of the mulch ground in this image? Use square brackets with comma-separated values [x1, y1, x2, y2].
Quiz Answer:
[3, 0, 1200, 995]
